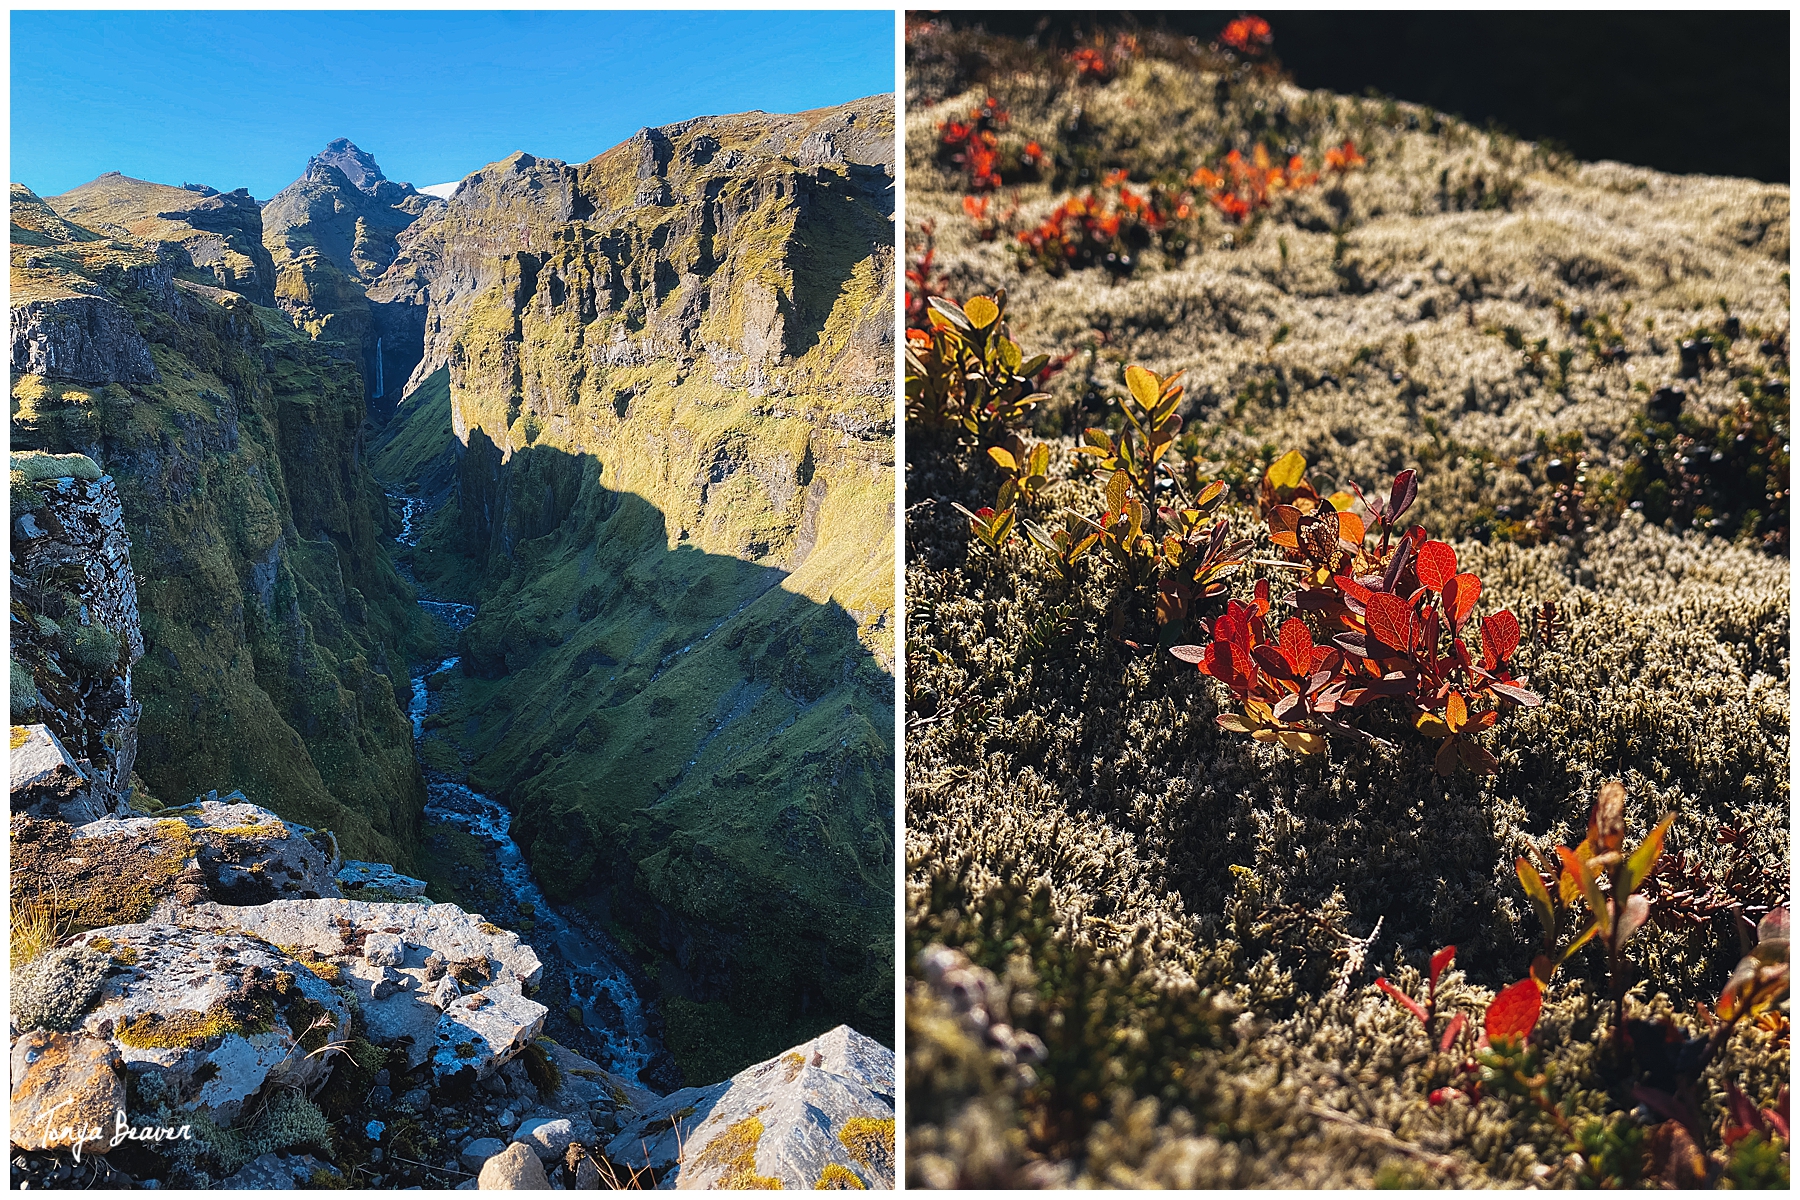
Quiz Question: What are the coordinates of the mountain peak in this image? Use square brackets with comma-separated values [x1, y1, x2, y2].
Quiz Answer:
[313, 138, 385, 192]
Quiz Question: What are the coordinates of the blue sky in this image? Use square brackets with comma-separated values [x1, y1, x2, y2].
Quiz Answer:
[12, 10, 894, 201]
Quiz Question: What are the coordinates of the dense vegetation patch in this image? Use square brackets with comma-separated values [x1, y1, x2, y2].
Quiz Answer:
[904, 16, 1788, 1188]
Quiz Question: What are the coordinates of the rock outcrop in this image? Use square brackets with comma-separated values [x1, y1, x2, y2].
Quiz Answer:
[607, 1024, 895, 1189]
[61, 924, 352, 1125]
[9, 1031, 127, 1154]
[46, 173, 277, 307]
[179, 895, 549, 1077]
[11, 290, 159, 384]
[10, 455, 143, 819]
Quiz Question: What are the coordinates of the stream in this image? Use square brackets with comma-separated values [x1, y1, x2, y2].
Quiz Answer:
[389, 494, 659, 1082]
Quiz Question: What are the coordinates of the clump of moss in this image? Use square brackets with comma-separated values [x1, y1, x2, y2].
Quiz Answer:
[12, 655, 43, 718]
[171, 1088, 335, 1178]
[10, 450, 104, 483]
[521, 1038, 562, 1096]
[62, 622, 123, 672]
[11, 816, 193, 932]
[838, 1116, 895, 1175]
[692, 1111, 781, 1189]
[116, 999, 274, 1050]
[817, 1161, 867, 1189]
[314, 1033, 390, 1119]
[11, 944, 111, 1030]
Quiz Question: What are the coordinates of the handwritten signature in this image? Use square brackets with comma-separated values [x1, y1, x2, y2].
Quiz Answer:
[29, 1098, 193, 1163]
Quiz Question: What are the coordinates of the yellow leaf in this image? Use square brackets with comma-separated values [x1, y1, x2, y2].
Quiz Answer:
[962, 295, 1000, 329]
[1106, 469, 1130, 515]
[987, 447, 1018, 472]
[1275, 729, 1326, 754]
[1414, 713, 1452, 739]
[1125, 364, 1162, 412]
[1266, 449, 1307, 491]
[1327, 490, 1355, 511]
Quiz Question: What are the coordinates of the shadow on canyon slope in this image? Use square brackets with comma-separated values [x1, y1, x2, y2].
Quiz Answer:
[402, 427, 895, 1085]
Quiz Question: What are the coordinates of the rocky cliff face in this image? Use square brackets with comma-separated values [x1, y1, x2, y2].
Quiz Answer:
[261, 141, 443, 415]
[10, 178, 428, 864]
[367, 96, 896, 1083]
[10, 454, 143, 822]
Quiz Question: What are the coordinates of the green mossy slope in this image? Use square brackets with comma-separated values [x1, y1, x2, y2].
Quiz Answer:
[376, 98, 896, 1084]
[11, 191, 431, 865]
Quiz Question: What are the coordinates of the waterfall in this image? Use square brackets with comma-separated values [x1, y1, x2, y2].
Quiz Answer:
[375, 337, 383, 396]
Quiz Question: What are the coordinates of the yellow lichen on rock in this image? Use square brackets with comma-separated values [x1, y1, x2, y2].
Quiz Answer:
[691, 1111, 783, 1189]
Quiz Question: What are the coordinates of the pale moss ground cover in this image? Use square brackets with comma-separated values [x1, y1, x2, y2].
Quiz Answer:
[904, 33, 1788, 1188]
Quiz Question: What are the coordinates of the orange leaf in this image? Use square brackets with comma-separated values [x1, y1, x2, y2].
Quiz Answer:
[1336, 510, 1366, 546]
[1268, 504, 1302, 549]
[1446, 691, 1468, 733]
[1480, 611, 1520, 666]
[1279, 617, 1315, 676]
[1443, 573, 1481, 627]
[1415, 541, 1458, 592]
[1484, 977, 1543, 1043]
[1366, 592, 1413, 652]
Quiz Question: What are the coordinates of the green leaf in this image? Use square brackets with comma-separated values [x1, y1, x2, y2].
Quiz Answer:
[1619, 814, 1675, 896]
[1019, 354, 1050, 378]
[1557, 920, 1599, 964]
[928, 296, 972, 330]
[1516, 857, 1558, 949]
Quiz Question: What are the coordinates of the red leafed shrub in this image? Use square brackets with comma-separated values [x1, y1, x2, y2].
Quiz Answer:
[905, 223, 950, 332]
[1173, 451, 1540, 772]
[1016, 172, 1197, 276]
[1324, 139, 1366, 173]
[938, 97, 1012, 192]
[1219, 15, 1273, 57]
[1375, 944, 1468, 1052]
[962, 193, 1018, 242]
[937, 99, 1046, 198]
[1067, 33, 1137, 83]
[1191, 145, 1321, 224]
